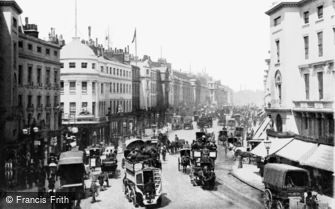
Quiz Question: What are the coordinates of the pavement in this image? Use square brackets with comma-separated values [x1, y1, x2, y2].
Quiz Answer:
[231, 161, 335, 209]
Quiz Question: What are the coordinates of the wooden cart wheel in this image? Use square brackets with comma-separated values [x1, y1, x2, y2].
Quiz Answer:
[275, 200, 283, 209]
[263, 189, 272, 209]
[178, 158, 180, 171]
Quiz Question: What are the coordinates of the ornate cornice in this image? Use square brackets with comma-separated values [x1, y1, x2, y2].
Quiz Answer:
[0, 1, 23, 14]
[19, 52, 61, 66]
[265, 0, 316, 16]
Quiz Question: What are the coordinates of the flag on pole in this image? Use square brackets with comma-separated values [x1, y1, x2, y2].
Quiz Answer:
[132, 29, 136, 43]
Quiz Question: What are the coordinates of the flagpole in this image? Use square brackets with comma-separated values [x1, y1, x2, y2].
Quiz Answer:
[135, 30, 137, 66]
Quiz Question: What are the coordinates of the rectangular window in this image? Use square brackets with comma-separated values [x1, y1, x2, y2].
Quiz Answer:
[12, 17, 17, 27]
[37, 67, 41, 84]
[101, 83, 104, 94]
[69, 62, 76, 68]
[117, 83, 119, 93]
[54, 70, 58, 83]
[304, 117, 308, 129]
[101, 66, 104, 72]
[37, 46, 42, 53]
[60, 81, 64, 93]
[317, 31, 323, 57]
[304, 36, 309, 59]
[54, 50, 58, 56]
[46, 96, 50, 107]
[70, 81, 76, 93]
[274, 16, 281, 26]
[110, 83, 112, 92]
[304, 74, 309, 100]
[70, 102, 76, 116]
[81, 62, 87, 68]
[82, 82, 87, 94]
[18, 65, 22, 85]
[81, 102, 88, 112]
[92, 82, 96, 94]
[113, 68, 115, 75]
[113, 83, 115, 93]
[18, 41, 23, 48]
[18, 95, 22, 107]
[54, 96, 57, 107]
[28, 95, 32, 107]
[46, 48, 50, 55]
[92, 63, 96, 69]
[317, 5, 323, 19]
[120, 83, 123, 93]
[117, 69, 119, 76]
[303, 11, 309, 24]
[60, 63, 64, 68]
[28, 43, 33, 50]
[317, 71, 323, 100]
[37, 95, 42, 106]
[92, 102, 96, 115]
[46, 68, 50, 84]
[28, 65, 32, 83]
[275, 40, 280, 63]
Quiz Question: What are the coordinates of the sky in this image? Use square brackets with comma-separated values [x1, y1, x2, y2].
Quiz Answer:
[16, 0, 274, 92]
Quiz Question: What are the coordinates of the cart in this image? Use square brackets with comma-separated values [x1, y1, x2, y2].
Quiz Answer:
[178, 148, 191, 173]
[263, 163, 311, 209]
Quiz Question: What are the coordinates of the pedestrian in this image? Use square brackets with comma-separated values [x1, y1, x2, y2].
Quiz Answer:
[104, 172, 110, 187]
[98, 174, 105, 191]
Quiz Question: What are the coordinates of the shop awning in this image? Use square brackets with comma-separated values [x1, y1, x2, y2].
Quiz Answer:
[301, 144, 334, 172]
[252, 117, 270, 140]
[275, 139, 318, 163]
[250, 137, 293, 158]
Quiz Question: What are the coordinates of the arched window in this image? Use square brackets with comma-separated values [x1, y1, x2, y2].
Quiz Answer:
[276, 114, 283, 132]
[275, 70, 282, 104]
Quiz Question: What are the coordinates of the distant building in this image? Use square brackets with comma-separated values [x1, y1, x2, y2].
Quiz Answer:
[60, 38, 132, 146]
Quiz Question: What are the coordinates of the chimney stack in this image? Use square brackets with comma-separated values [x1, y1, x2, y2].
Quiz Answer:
[96, 38, 98, 47]
[25, 17, 28, 25]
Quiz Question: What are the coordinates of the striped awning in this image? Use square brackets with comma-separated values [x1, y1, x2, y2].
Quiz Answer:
[301, 144, 334, 172]
[275, 139, 318, 163]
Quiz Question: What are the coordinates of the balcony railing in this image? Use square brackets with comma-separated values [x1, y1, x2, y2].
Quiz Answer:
[45, 104, 52, 111]
[293, 100, 333, 111]
[26, 104, 34, 112]
[37, 104, 43, 112]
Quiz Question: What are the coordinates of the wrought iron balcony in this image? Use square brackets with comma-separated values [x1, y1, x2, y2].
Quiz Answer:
[36, 104, 43, 112]
[26, 104, 34, 112]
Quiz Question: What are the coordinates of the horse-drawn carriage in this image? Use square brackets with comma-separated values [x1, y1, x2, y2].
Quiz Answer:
[218, 130, 228, 145]
[263, 163, 312, 209]
[197, 116, 213, 129]
[101, 154, 118, 177]
[189, 132, 217, 190]
[56, 150, 86, 209]
[172, 115, 183, 130]
[178, 148, 191, 173]
[122, 138, 163, 207]
[183, 116, 193, 130]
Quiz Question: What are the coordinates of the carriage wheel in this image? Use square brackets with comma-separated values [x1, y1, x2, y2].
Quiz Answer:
[178, 158, 180, 171]
[263, 189, 272, 209]
[275, 200, 283, 209]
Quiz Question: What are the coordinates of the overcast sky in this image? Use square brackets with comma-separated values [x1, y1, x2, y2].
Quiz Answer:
[16, 0, 274, 92]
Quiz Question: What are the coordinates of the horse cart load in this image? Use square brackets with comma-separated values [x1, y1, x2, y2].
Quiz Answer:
[189, 132, 217, 190]
[263, 163, 312, 209]
[122, 138, 163, 207]
[56, 150, 86, 208]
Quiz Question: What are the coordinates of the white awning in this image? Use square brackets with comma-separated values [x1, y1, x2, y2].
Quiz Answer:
[250, 137, 293, 158]
[275, 139, 318, 163]
[252, 117, 270, 140]
[301, 144, 334, 172]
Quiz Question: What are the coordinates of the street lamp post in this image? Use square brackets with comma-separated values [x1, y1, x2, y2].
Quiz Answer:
[264, 136, 272, 156]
